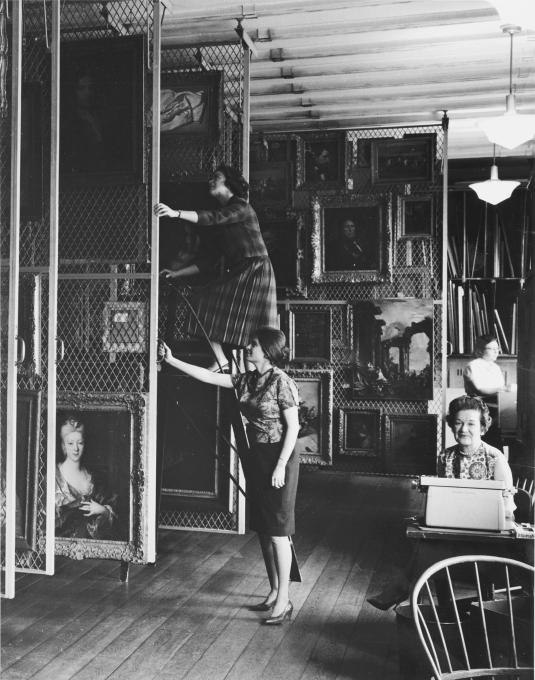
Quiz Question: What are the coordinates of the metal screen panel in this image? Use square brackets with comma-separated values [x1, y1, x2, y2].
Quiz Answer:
[157, 40, 245, 531]
[253, 124, 446, 474]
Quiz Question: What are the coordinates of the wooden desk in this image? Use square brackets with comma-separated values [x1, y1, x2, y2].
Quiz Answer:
[406, 519, 533, 603]
[406, 519, 534, 544]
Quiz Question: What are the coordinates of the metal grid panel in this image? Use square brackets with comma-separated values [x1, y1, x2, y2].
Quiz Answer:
[12, 0, 155, 566]
[161, 43, 243, 179]
[251, 125, 445, 473]
[157, 40, 244, 530]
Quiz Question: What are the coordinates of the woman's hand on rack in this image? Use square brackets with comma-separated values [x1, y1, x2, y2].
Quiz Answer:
[154, 202, 179, 219]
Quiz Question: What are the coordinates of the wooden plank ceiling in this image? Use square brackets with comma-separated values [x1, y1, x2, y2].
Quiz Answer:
[162, 0, 535, 159]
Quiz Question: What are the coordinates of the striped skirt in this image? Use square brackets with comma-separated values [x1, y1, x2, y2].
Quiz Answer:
[187, 256, 278, 347]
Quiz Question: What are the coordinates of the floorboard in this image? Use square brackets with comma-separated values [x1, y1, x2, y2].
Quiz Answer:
[1, 471, 426, 680]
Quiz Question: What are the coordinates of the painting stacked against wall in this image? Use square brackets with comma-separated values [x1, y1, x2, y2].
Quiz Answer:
[249, 126, 442, 474]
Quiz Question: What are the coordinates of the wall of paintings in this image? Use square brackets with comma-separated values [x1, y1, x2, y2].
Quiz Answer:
[250, 126, 445, 475]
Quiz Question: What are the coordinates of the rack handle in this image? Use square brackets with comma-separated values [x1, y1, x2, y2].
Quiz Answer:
[16, 336, 26, 364]
[56, 338, 65, 363]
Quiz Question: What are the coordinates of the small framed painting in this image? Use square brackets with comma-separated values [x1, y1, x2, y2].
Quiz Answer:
[297, 131, 348, 188]
[338, 409, 380, 457]
[160, 71, 223, 139]
[260, 213, 307, 297]
[384, 414, 437, 474]
[371, 135, 435, 185]
[287, 368, 333, 466]
[399, 194, 434, 238]
[288, 304, 332, 363]
[249, 162, 292, 208]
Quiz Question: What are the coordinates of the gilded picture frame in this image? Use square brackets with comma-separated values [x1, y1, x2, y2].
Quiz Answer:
[352, 298, 434, 401]
[338, 408, 380, 458]
[398, 194, 434, 238]
[260, 212, 307, 297]
[287, 368, 333, 466]
[288, 304, 332, 363]
[311, 192, 392, 283]
[55, 392, 147, 562]
[15, 389, 41, 552]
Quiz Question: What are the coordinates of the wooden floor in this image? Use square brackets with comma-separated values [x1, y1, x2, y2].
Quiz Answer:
[1, 471, 425, 680]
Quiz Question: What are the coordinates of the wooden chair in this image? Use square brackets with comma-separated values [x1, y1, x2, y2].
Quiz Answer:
[410, 555, 534, 679]
[514, 477, 534, 524]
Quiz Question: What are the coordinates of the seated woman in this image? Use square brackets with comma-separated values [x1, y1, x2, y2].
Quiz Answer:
[55, 416, 117, 540]
[463, 333, 516, 449]
[367, 395, 515, 610]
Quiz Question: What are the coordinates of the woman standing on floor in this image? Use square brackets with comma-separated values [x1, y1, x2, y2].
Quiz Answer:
[159, 326, 300, 625]
[154, 165, 277, 371]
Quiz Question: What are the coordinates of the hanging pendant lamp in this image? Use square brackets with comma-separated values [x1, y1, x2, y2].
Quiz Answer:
[478, 25, 535, 150]
[469, 146, 519, 205]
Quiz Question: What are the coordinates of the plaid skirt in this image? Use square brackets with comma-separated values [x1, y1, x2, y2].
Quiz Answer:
[187, 256, 277, 347]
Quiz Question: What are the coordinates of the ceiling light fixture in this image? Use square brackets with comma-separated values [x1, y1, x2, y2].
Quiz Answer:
[478, 25, 535, 149]
[469, 146, 520, 205]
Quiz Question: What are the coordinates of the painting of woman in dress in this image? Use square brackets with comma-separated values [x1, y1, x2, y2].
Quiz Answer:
[55, 415, 119, 540]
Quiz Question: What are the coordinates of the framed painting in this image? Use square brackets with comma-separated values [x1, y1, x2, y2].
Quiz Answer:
[384, 414, 437, 474]
[15, 389, 41, 551]
[102, 301, 148, 354]
[60, 36, 145, 186]
[260, 212, 307, 297]
[297, 131, 348, 188]
[287, 368, 333, 466]
[352, 298, 434, 401]
[55, 392, 147, 562]
[371, 135, 434, 185]
[159, 375, 227, 500]
[398, 194, 434, 238]
[160, 70, 223, 139]
[249, 162, 292, 208]
[288, 304, 332, 363]
[311, 193, 392, 283]
[338, 408, 380, 457]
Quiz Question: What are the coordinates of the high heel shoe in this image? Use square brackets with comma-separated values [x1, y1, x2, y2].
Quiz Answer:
[247, 600, 275, 612]
[263, 601, 293, 625]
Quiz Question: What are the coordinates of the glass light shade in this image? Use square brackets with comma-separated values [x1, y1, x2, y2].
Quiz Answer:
[478, 95, 535, 149]
[469, 164, 520, 205]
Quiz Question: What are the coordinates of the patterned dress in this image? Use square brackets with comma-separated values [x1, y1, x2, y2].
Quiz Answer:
[187, 196, 278, 347]
[437, 441, 512, 486]
[55, 464, 117, 539]
[232, 367, 300, 535]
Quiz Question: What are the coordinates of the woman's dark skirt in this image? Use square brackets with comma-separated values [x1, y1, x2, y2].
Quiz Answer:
[187, 256, 277, 348]
[242, 441, 299, 536]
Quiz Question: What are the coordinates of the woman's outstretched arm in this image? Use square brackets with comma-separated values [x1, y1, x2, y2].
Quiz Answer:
[160, 343, 233, 388]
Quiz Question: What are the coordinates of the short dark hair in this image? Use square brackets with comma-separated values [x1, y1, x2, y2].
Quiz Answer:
[255, 326, 289, 366]
[216, 165, 249, 199]
[446, 395, 492, 432]
[474, 334, 499, 357]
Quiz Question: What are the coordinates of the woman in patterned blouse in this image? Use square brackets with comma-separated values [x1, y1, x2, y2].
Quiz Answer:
[367, 395, 515, 611]
[159, 327, 300, 625]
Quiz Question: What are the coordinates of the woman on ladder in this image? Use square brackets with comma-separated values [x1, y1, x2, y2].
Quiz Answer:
[159, 327, 300, 625]
[155, 165, 277, 372]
